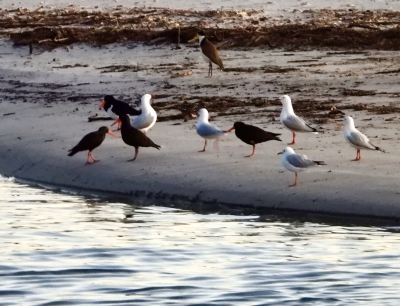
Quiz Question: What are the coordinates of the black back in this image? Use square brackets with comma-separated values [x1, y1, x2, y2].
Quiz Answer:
[103, 95, 142, 116]
[68, 126, 109, 156]
[233, 122, 281, 145]
[119, 115, 160, 150]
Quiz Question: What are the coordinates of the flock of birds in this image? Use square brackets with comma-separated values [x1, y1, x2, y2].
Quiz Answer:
[67, 31, 386, 187]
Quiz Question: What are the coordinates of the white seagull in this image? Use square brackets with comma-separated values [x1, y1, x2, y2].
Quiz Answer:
[131, 94, 157, 134]
[278, 95, 318, 145]
[279, 147, 326, 187]
[343, 116, 385, 161]
[196, 108, 226, 152]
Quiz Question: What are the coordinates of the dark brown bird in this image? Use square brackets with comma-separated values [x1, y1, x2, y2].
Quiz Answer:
[68, 126, 117, 164]
[189, 30, 224, 77]
[99, 95, 142, 130]
[119, 114, 161, 161]
[226, 122, 282, 157]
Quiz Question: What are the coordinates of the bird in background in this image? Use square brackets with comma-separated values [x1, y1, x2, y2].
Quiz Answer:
[119, 114, 161, 161]
[278, 147, 326, 187]
[343, 116, 386, 161]
[196, 108, 226, 152]
[226, 122, 281, 157]
[278, 95, 318, 145]
[98, 95, 141, 130]
[67, 126, 117, 165]
[112, 94, 157, 134]
[188, 30, 224, 77]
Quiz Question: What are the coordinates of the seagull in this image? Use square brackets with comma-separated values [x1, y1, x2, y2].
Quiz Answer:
[98, 95, 142, 130]
[119, 114, 161, 161]
[343, 116, 385, 161]
[68, 126, 117, 165]
[226, 122, 281, 157]
[196, 108, 226, 152]
[112, 94, 157, 134]
[278, 95, 318, 145]
[188, 30, 224, 77]
[278, 147, 326, 187]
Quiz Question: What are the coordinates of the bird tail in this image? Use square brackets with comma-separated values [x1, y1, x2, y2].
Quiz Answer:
[314, 161, 327, 166]
[272, 133, 282, 142]
[67, 149, 77, 156]
[153, 143, 161, 150]
[375, 146, 386, 153]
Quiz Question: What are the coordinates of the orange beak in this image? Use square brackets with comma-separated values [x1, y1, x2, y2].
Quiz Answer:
[99, 101, 106, 109]
[275, 98, 280, 102]
[108, 131, 118, 137]
[151, 94, 155, 99]
[111, 119, 121, 127]
[225, 127, 235, 133]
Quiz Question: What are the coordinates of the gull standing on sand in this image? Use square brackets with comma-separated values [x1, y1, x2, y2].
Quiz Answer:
[67, 126, 117, 165]
[343, 116, 385, 161]
[196, 108, 226, 152]
[112, 94, 157, 134]
[188, 30, 224, 77]
[278, 147, 326, 187]
[278, 95, 318, 145]
[226, 122, 281, 157]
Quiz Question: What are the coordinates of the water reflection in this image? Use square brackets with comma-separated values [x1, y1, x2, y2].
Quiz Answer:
[1, 175, 400, 305]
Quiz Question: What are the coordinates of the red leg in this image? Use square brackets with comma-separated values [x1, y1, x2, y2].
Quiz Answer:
[288, 132, 296, 145]
[128, 147, 139, 162]
[89, 152, 99, 162]
[352, 149, 361, 161]
[245, 145, 256, 158]
[85, 152, 92, 165]
[199, 140, 207, 152]
[289, 172, 298, 187]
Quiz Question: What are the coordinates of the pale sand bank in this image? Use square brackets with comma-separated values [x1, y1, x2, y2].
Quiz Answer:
[0, 38, 399, 218]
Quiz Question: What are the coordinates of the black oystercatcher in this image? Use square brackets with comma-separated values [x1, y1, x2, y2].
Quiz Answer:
[226, 122, 282, 157]
[68, 126, 117, 165]
[119, 114, 161, 161]
[99, 95, 142, 130]
[188, 30, 224, 77]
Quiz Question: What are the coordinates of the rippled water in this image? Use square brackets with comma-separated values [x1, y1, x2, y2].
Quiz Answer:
[1, 176, 400, 305]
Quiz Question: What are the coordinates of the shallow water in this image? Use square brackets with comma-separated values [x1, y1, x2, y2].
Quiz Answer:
[1, 176, 400, 305]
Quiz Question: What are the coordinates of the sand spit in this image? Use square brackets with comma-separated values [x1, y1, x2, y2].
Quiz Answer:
[0, 6, 400, 219]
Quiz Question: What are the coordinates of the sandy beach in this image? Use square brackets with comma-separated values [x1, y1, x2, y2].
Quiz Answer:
[1, 3, 400, 219]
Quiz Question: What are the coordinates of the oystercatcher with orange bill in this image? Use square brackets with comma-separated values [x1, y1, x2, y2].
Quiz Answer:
[68, 126, 117, 165]
[188, 30, 224, 77]
[99, 95, 142, 130]
[119, 114, 161, 161]
[226, 122, 281, 157]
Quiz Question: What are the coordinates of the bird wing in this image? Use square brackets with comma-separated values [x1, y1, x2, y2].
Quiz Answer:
[282, 115, 316, 133]
[286, 154, 317, 168]
[346, 131, 376, 150]
[132, 113, 156, 130]
[240, 125, 280, 144]
[197, 123, 224, 138]
[202, 39, 223, 68]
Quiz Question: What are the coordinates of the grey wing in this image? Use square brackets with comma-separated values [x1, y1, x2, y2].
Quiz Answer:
[197, 123, 223, 137]
[282, 115, 316, 133]
[286, 154, 317, 168]
[347, 131, 376, 150]
[132, 114, 155, 129]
